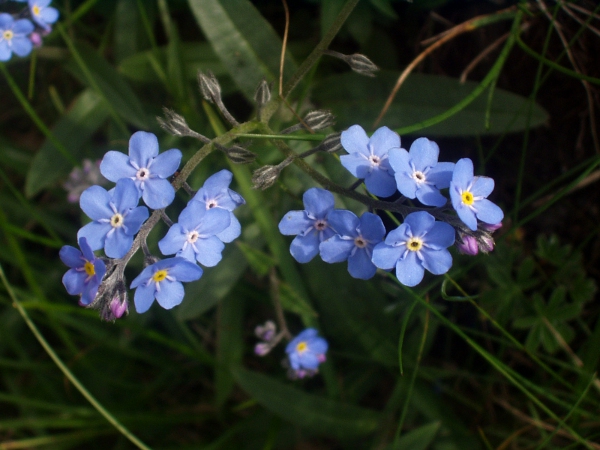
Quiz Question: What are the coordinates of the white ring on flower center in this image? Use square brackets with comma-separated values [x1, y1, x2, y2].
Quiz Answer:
[3, 30, 13, 41]
[207, 200, 218, 209]
[136, 168, 150, 181]
[110, 213, 124, 228]
[187, 230, 200, 244]
[354, 236, 367, 248]
[412, 171, 427, 184]
[406, 237, 423, 252]
[368, 154, 381, 167]
[314, 219, 327, 231]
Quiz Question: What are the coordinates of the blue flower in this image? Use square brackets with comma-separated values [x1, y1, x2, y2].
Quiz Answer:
[59, 237, 106, 306]
[286, 328, 328, 378]
[372, 211, 455, 287]
[388, 137, 455, 207]
[340, 125, 398, 197]
[28, 0, 59, 30]
[191, 170, 245, 243]
[0, 14, 34, 62]
[319, 211, 385, 280]
[278, 188, 336, 263]
[158, 200, 231, 266]
[449, 158, 504, 231]
[77, 178, 149, 258]
[100, 131, 182, 210]
[130, 257, 203, 313]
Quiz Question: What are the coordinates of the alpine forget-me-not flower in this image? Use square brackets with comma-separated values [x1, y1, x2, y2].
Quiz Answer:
[279, 188, 337, 263]
[0, 14, 34, 61]
[340, 125, 399, 197]
[372, 211, 454, 287]
[130, 257, 203, 313]
[59, 237, 106, 306]
[319, 211, 385, 280]
[77, 178, 149, 258]
[388, 137, 454, 207]
[286, 328, 328, 378]
[28, 0, 59, 30]
[450, 158, 504, 231]
[100, 131, 182, 210]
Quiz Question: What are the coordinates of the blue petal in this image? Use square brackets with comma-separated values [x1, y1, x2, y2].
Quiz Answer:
[341, 125, 369, 156]
[158, 224, 186, 255]
[452, 158, 474, 189]
[369, 126, 400, 157]
[471, 176, 494, 198]
[409, 138, 439, 170]
[39, 7, 59, 25]
[388, 148, 411, 174]
[0, 14, 13, 29]
[348, 249, 377, 280]
[194, 236, 225, 267]
[0, 42, 11, 62]
[395, 252, 424, 287]
[113, 178, 141, 211]
[371, 242, 402, 270]
[11, 36, 32, 57]
[81, 279, 100, 306]
[297, 352, 320, 370]
[384, 224, 411, 245]
[303, 188, 334, 218]
[475, 199, 504, 225]
[217, 213, 241, 243]
[427, 162, 455, 189]
[134, 284, 156, 313]
[80, 185, 111, 220]
[13, 18, 34, 34]
[455, 203, 478, 231]
[320, 236, 354, 263]
[308, 336, 328, 354]
[77, 222, 111, 251]
[178, 201, 207, 229]
[290, 233, 320, 263]
[415, 183, 447, 207]
[124, 206, 149, 235]
[394, 173, 417, 199]
[142, 178, 175, 209]
[421, 248, 452, 275]
[62, 269, 85, 295]
[404, 211, 435, 237]
[168, 259, 203, 282]
[59, 245, 82, 268]
[78, 237, 95, 261]
[100, 151, 136, 182]
[424, 221, 455, 249]
[104, 229, 132, 258]
[365, 170, 397, 197]
[199, 208, 231, 235]
[340, 153, 370, 179]
[151, 148, 182, 178]
[358, 213, 386, 242]
[202, 169, 232, 195]
[129, 131, 159, 168]
[327, 209, 358, 237]
[155, 280, 185, 310]
[177, 245, 196, 262]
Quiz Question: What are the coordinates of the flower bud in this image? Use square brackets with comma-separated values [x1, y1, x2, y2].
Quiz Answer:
[255, 320, 277, 341]
[101, 285, 129, 321]
[30, 32, 43, 48]
[482, 222, 502, 232]
[303, 110, 335, 131]
[254, 342, 271, 357]
[479, 235, 495, 253]
[456, 235, 479, 256]
[318, 132, 343, 153]
[252, 165, 281, 190]
[157, 108, 194, 137]
[197, 70, 221, 103]
[223, 145, 256, 164]
[254, 78, 271, 108]
[346, 53, 379, 77]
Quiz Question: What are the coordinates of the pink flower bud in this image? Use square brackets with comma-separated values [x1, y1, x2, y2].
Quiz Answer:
[456, 235, 478, 256]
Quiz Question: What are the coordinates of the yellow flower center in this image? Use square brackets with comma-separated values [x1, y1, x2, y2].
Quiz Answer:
[3, 30, 13, 41]
[296, 341, 308, 353]
[110, 213, 124, 228]
[152, 269, 168, 282]
[32, 5, 41, 16]
[406, 237, 423, 252]
[461, 191, 474, 205]
[84, 261, 95, 276]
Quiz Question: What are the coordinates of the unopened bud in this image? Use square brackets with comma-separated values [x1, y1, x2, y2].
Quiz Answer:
[252, 165, 281, 190]
[198, 70, 221, 103]
[255, 320, 277, 341]
[319, 132, 342, 153]
[346, 53, 379, 77]
[157, 108, 194, 137]
[479, 235, 495, 253]
[102, 283, 129, 321]
[303, 110, 335, 131]
[254, 342, 271, 357]
[456, 235, 479, 256]
[254, 78, 271, 107]
[482, 222, 502, 232]
[223, 145, 256, 164]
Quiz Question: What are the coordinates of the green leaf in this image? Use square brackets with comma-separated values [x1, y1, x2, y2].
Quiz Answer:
[386, 421, 441, 450]
[236, 241, 275, 277]
[279, 282, 318, 318]
[25, 89, 109, 197]
[64, 42, 151, 129]
[187, 0, 297, 100]
[312, 71, 549, 136]
[232, 366, 382, 437]
[215, 295, 244, 408]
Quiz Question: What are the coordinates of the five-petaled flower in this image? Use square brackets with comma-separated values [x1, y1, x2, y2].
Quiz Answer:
[278, 188, 337, 263]
[28, 0, 59, 31]
[340, 125, 398, 197]
[0, 14, 34, 62]
[100, 131, 182, 210]
[389, 137, 454, 207]
[191, 170, 245, 243]
[77, 178, 149, 258]
[450, 158, 504, 231]
[158, 200, 231, 266]
[286, 328, 328, 378]
[372, 211, 455, 287]
[320, 211, 385, 280]
[130, 257, 203, 313]
[59, 237, 106, 306]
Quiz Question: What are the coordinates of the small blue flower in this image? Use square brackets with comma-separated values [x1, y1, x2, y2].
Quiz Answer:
[372, 211, 455, 287]
[158, 200, 230, 266]
[77, 178, 149, 258]
[0, 14, 34, 62]
[28, 0, 59, 30]
[191, 170, 245, 243]
[278, 188, 336, 263]
[388, 137, 455, 207]
[286, 328, 328, 378]
[59, 237, 106, 306]
[320, 211, 385, 280]
[100, 131, 182, 210]
[340, 125, 399, 197]
[449, 158, 504, 231]
[130, 257, 203, 313]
